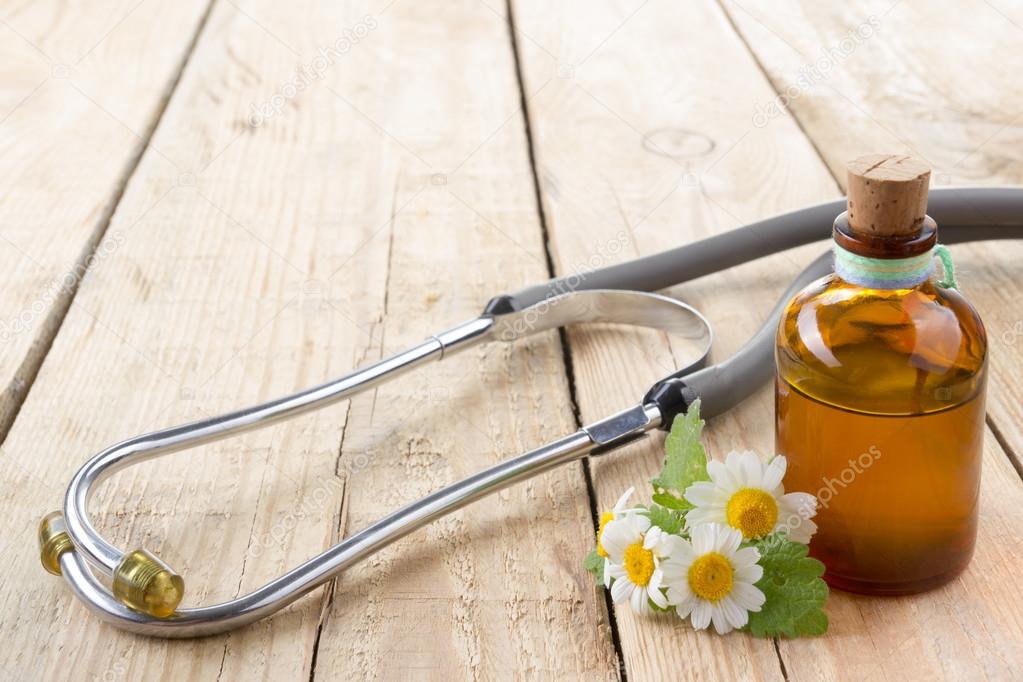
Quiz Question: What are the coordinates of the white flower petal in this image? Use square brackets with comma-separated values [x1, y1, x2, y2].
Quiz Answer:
[785, 517, 817, 544]
[613, 486, 636, 512]
[710, 603, 733, 634]
[725, 450, 743, 470]
[660, 560, 686, 581]
[644, 526, 663, 550]
[707, 459, 739, 492]
[777, 492, 818, 543]
[683, 481, 721, 507]
[690, 600, 712, 630]
[782, 492, 818, 516]
[690, 523, 716, 554]
[731, 546, 761, 570]
[730, 581, 766, 612]
[630, 585, 650, 614]
[648, 568, 664, 592]
[604, 558, 613, 588]
[673, 594, 697, 619]
[599, 519, 637, 561]
[665, 574, 693, 605]
[713, 525, 743, 555]
[739, 451, 764, 489]
[655, 532, 684, 559]
[684, 507, 726, 529]
[719, 595, 749, 630]
[630, 514, 652, 534]
[610, 576, 635, 604]
[735, 562, 764, 585]
[670, 538, 697, 565]
[649, 584, 669, 610]
[762, 455, 787, 491]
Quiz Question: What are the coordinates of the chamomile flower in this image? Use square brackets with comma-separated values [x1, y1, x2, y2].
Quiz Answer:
[661, 523, 765, 634]
[600, 515, 678, 614]
[596, 487, 642, 560]
[684, 451, 817, 543]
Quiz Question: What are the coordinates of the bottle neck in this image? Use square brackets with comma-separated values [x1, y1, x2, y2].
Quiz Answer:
[833, 242, 935, 289]
[831, 210, 939, 289]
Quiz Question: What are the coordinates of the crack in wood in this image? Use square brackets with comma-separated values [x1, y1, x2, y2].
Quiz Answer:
[0, 0, 221, 448]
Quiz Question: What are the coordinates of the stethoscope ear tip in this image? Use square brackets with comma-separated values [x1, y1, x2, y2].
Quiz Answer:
[112, 549, 184, 619]
[38, 511, 72, 577]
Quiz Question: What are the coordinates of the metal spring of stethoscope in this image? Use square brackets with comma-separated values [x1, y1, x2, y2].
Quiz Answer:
[38, 188, 1023, 638]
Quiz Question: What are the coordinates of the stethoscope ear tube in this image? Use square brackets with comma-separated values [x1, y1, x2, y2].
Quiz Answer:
[506, 187, 1023, 312]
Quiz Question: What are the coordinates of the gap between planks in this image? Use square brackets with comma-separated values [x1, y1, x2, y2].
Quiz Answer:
[0, 0, 220, 446]
[713, 0, 844, 196]
[501, 0, 632, 679]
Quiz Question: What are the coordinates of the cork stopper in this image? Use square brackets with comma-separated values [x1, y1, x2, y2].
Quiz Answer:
[846, 154, 930, 238]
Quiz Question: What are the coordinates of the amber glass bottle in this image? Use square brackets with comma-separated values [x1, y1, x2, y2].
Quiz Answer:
[775, 155, 987, 595]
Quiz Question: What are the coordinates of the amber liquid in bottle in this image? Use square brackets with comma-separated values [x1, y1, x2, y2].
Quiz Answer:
[775, 220, 987, 595]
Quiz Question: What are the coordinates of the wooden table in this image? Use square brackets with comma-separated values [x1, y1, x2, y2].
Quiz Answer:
[2, 1, 1022, 679]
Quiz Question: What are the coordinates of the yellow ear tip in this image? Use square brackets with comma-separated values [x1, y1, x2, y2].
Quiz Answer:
[112, 549, 184, 618]
[38, 511, 74, 576]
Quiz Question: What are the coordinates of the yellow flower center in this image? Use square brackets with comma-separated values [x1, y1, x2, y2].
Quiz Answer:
[687, 552, 734, 602]
[596, 512, 615, 557]
[622, 541, 655, 586]
[725, 488, 779, 539]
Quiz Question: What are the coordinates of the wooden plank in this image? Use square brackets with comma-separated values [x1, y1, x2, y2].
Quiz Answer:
[0, 0, 212, 436]
[510, 0, 843, 678]
[718, 1, 1023, 678]
[307, 1, 619, 679]
[0, 0, 616, 680]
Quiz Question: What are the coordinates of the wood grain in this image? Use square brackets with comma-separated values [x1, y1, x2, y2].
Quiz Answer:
[0, 0, 613, 679]
[0, 0, 212, 437]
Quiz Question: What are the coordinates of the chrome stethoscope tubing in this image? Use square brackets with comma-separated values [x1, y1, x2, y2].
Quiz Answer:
[40, 187, 1023, 637]
[57, 403, 662, 637]
[44, 289, 714, 637]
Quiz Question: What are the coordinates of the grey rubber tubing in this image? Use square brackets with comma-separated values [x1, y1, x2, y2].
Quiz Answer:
[509, 186, 1023, 419]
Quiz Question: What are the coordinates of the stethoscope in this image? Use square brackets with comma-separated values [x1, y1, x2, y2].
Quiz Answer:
[38, 187, 1023, 637]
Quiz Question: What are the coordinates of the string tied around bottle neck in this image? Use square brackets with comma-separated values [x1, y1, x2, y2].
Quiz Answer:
[833, 243, 958, 290]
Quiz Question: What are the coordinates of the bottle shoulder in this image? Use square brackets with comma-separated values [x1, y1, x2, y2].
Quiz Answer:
[776, 274, 987, 415]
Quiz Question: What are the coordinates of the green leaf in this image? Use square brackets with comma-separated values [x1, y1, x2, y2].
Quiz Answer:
[746, 536, 829, 638]
[643, 504, 687, 535]
[651, 492, 688, 510]
[651, 399, 710, 503]
[583, 549, 605, 584]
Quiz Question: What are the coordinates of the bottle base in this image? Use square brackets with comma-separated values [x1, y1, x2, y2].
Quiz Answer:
[823, 562, 970, 596]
